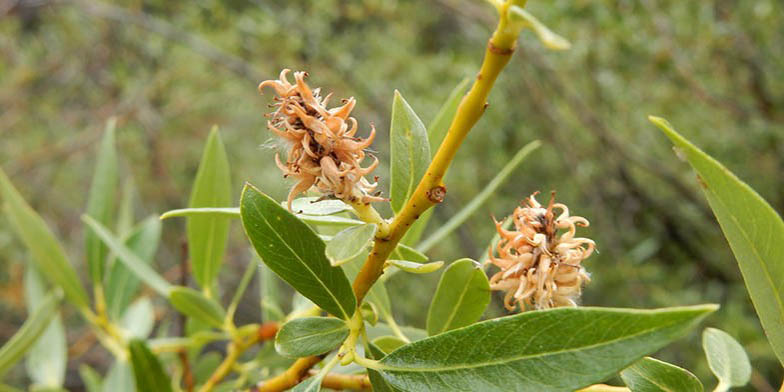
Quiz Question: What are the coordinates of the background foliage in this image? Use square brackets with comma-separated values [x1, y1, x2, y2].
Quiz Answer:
[1, 0, 782, 390]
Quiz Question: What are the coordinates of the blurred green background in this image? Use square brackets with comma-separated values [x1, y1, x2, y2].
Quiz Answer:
[1, 0, 782, 390]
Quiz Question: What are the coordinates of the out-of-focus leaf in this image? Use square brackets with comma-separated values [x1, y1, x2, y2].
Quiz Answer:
[275, 317, 349, 358]
[372, 336, 406, 354]
[120, 297, 155, 339]
[24, 267, 66, 388]
[161, 207, 239, 220]
[102, 360, 134, 392]
[426, 258, 490, 336]
[418, 141, 540, 252]
[82, 215, 171, 296]
[702, 328, 751, 391]
[115, 179, 135, 236]
[128, 339, 173, 392]
[427, 78, 471, 153]
[259, 262, 285, 322]
[621, 357, 702, 392]
[366, 324, 428, 342]
[366, 343, 403, 392]
[378, 305, 716, 391]
[361, 301, 379, 325]
[79, 365, 103, 392]
[105, 216, 161, 320]
[287, 197, 351, 215]
[193, 351, 223, 386]
[168, 286, 226, 329]
[0, 291, 61, 378]
[651, 116, 784, 365]
[85, 118, 119, 283]
[162, 207, 364, 228]
[508, 6, 571, 50]
[386, 259, 443, 274]
[326, 224, 376, 266]
[187, 126, 232, 293]
[389, 90, 430, 213]
[0, 167, 88, 309]
[240, 184, 356, 320]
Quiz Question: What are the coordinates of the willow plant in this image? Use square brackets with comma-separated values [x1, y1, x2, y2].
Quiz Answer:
[1, 1, 782, 392]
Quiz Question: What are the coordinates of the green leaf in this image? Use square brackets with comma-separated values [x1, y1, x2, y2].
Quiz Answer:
[275, 317, 349, 358]
[326, 224, 377, 266]
[128, 339, 173, 392]
[650, 116, 784, 365]
[366, 343, 404, 392]
[187, 126, 232, 292]
[82, 215, 171, 297]
[508, 6, 571, 50]
[621, 357, 702, 392]
[702, 328, 751, 391]
[259, 262, 285, 322]
[161, 207, 364, 227]
[0, 290, 61, 378]
[386, 259, 443, 274]
[427, 78, 471, 153]
[378, 305, 717, 391]
[240, 184, 356, 320]
[105, 216, 161, 320]
[367, 323, 428, 342]
[24, 267, 66, 388]
[389, 90, 431, 213]
[0, 167, 89, 309]
[85, 118, 119, 283]
[288, 197, 351, 215]
[426, 258, 490, 336]
[418, 141, 540, 252]
[168, 286, 226, 329]
[102, 360, 134, 392]
[361, 301, 379, 325]
[372, 336, 407, 354]
[120, 298, 155, 339]
[161, 207, 239, 220]
[79, 365, 103, 392]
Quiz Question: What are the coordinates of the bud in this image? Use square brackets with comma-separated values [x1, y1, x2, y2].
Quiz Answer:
[486, 192, 594, 311]
[259, 69, 384, 210]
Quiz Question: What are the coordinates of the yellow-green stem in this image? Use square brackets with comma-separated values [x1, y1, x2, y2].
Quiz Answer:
[199, 333, 259, 392]
[351, 15, 518, 304]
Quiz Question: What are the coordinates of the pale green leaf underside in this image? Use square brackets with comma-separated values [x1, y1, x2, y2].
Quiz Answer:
[702, 328, 751, 390]
[426, 258, 490, 336]
[162, 207, 364, 227]
[326, 224, 377, 266]
[0, 291, 61, 378]
[651, 116, 784, 365]
[379, 305, 716, 391]
[621, 357, 702, 392]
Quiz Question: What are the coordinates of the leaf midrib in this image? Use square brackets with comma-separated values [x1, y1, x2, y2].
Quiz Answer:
[435, 273, 473, 335]
[283, 326, 347, 344]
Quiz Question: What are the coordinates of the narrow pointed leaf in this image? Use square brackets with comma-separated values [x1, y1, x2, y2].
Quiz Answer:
[621, 357, 702, 392]
[288, 197, 351, 215]
[378, 305, 717, 391]
[128, 339, 173, 392]
[326, 224, 376, 266]
[85, 119, 119, 283]
[162, 207, 364, 227]
[79, 365, 103, 392]
[0, 291, 61, 378]
[24, 267, 66, 388]
[702, 328, 751, 390]
[390, 90, 430, 213]
[508, 6, 571, 50]
[240, 184, 356, 319]
[275, 317, 349, 358]
[386, 259, 443, 274]
[105, 216, 161, 319]
[187, 127, 232, 291]
[82, 215, 171, 296]
[102, 360, 134, 392]
[651, 116, 784, 365]
[418, 141, 540, 252]
[169, 286, 226, 329]
[426, 258, 490, 336]
[0, 168, 88, 309]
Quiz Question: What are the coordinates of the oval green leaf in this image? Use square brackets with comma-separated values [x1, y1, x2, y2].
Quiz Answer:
[105, 216, 162, 320]
[168, 286, 226, 329]
[120, 298, 155, 339]
[426, 258, 490, 336]
[651, 116, 784, 365]
[372, 336, 407, 354]
[240, 184, 356, 320]
[275, 317, 349, 358]
[0, 168, 89, 309]
[326, 224, 376, 266]
[702, 328, 751, 391]
[621, 357, 702, 392]
[128, 339, 173, 392]
[0, 290, 61, 378]
[85, 119, 119, 283]
[386, 259, 443, 274]
[81, 215, 171, 297]
[187, 126, 232, 292]
[378, 305, 717, 391]
[390, 90, 430, 213]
